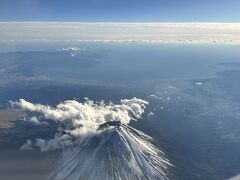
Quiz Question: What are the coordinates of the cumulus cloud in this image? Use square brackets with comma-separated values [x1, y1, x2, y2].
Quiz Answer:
[35, 134, 73, 152]
[148, 111, 154, 118]
[28, 116, 49, 126]
[20, 139, 33, 150]
[11, 97, 148, 151]
[195, 82, 203, 85]
[61, 47, 85, 57]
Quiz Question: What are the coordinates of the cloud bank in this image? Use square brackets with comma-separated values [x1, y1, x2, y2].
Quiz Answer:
[1, 22, 240, 44]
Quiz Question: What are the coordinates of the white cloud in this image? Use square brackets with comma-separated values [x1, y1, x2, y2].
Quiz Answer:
[148, 111, 154, 118]
[20, 139, 33, 150]
[61, 47, 85, 57]
[148, 94, 163, 100]
[195, 82, 203, 85]
[35, 134, 73, 152]
[11, 97, 148, 151]
[28, 116, 49, 126]
[1, 22, 240, 44]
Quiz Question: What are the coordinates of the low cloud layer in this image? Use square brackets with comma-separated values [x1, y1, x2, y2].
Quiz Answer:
[1, 22, 240, 44]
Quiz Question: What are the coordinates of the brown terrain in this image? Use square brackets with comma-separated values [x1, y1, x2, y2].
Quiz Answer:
[0, 108, 26, 129]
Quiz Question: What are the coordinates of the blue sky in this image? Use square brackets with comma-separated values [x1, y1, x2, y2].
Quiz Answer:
[0, 0, 240, 22]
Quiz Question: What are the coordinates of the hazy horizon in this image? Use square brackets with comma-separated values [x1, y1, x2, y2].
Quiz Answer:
[1, 22, 240, 44]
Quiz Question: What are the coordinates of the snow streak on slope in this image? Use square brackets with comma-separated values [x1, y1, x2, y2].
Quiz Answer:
[11, 97, 171, 180]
